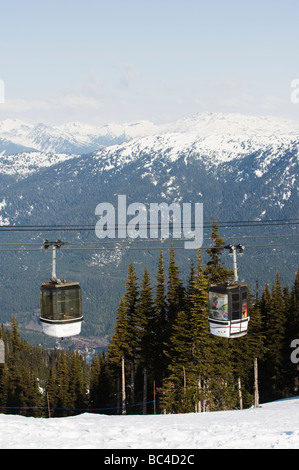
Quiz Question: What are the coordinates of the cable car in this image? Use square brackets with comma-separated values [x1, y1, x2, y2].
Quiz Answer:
[39, 240, 83, 339]
[208, 243, 250, 338]
[208, 283, 249, 338]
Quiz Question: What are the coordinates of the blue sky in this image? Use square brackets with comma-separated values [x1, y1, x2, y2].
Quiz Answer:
[0, 0, 298, 124]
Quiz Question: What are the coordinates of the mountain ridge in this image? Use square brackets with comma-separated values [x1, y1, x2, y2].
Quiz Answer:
[0, 112, 299, 157]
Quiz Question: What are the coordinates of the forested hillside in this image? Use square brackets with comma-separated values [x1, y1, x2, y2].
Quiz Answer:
[0, 112, 298, 346]
[0, 222, 298, 417]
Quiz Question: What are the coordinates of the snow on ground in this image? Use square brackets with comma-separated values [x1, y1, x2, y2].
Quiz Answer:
[1, 397, 299, 449]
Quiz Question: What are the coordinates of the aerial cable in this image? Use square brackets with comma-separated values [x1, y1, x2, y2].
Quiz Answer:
[0, 218, 298, 232]
[0, 242, 297, 253]
[0, 233, 298, 248]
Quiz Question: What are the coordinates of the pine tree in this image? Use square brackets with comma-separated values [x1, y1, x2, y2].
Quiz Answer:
[189, 248, 214, 410]
[46, 364, 58, 415]
[109, 298, 133, 364]
[261, 274, 287, 402]
[167, 244, 184, 327]
[260, 283, 271, 333]
[136, 268, 155, 413]
[9, 315, 21, 364]
[123, 263, 139, 405]
[68, 350, 87, 413]
[90, 352, 101, 410]
[152, 251, 168, 391]
[136, 268, 153, 362]
[155, 251, 167, 328]
[0, 363, 9, 412]
[25, 368, 44, 417]
[160, 309, 194, 413]
[205, 218, 233, 284]
[230, 288, 265, 409]
[108, 297, 133, 414]
[163, 246, 185, 380]
[56, 349, 70, 416]
[90, 351, 112, 413]
[7, 316, 24, 413]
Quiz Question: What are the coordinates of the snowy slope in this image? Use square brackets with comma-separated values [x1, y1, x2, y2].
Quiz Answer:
[0, 112, 298, 179]
[0, 112, 298, 157]
[93, 128, 299, 169]
[1, 397, 299, 449]
[0, 151, 81, 177]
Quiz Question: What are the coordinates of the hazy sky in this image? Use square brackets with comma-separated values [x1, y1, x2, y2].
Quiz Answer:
[0, 0, 298, 124]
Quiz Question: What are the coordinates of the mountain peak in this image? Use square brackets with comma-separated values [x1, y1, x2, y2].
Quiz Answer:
[0, 112, 298, 156]
[172, 112, 299, 137]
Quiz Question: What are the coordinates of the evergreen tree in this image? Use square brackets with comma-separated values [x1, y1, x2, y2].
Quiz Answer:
[123, 263, 139, 404]
[56, 350, 70, 416]
[261, 274, 287, 402]
[68, 350, 87, 413]
[7, 316, 25, 413]
[0, 363, 9, 413]
[25, 368, 44, 417]
[152, 251, 168, 391]
[155, 251, 167, 328]
[108, 298, 132, 364]
[90, 352, 101, 410]
[160, 309, 194, 413]
[98, 352, 113, 412]
[260, 283, 271, 333]
[230, 288, 265, 409]
[136, 268, 153, 362]
[189, 248, 214, 410]
[136, 268, 155, 413]
[46, 364, 58, 415]
[163, 246, 185, 381]
[205, 218, 233, 284]
[90, 351, 112, 412]
[167, 244, 184, 327]
[108, 297, 132, 413]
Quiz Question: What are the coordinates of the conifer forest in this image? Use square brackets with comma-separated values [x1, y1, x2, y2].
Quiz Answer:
[0, 222, 298, 417]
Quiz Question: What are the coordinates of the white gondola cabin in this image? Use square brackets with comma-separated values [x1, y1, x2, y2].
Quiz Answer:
[208, 283, 249, 338]
[208, 243, 249, 338]
[39, 240, 83, 339]
[40, 281, 83, 338]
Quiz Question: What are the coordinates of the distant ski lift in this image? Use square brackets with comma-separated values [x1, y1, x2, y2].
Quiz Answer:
[39, 240, 83, 339]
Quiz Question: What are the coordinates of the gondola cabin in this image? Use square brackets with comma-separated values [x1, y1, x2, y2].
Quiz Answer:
[208, 283, 249, 338]
[40, 281, 83, 338]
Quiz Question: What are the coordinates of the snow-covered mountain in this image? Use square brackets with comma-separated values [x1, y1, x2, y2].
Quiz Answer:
[0, 112, 298, 179]
[1, 112, 299, 158]
[0, 117, 159, 155]
[0, 112, 297, 224]
[0, 112, 297, 339]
